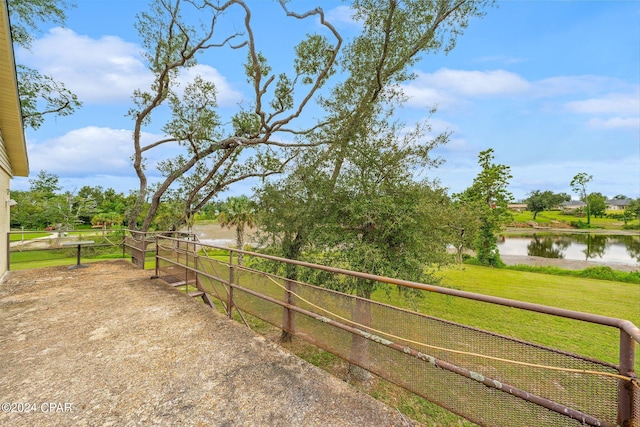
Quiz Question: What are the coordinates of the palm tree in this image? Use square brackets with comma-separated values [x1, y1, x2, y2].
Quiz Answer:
[217, 196, 256, 265]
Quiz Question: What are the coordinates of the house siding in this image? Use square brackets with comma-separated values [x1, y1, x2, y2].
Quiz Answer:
[0, 128, 12, 176]
[0, 169, 9, 279]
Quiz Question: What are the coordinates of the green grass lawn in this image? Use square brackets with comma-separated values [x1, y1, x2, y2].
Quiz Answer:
[9, 256, 125, 270]
[9, 232, 53, 241]
[9, 245, 125, 271]
[512, 210, 637, 229]
[372, 264, 639, 367]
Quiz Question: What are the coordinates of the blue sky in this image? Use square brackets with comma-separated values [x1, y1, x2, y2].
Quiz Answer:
[11, 0, 640, 201]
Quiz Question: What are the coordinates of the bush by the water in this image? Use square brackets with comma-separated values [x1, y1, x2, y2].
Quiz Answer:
[504, 264, 640, 284]
[623, 223, 640, 230]
[464, 255, 505, 268]
[570, 220, 592, 229]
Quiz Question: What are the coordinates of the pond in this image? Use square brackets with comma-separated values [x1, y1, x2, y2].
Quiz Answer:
[497, 234, 640, 266]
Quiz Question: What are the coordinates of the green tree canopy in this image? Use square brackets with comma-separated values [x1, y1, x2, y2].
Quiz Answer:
[217, 195, 257, 265]
[126, 0, 493, 231]
[28, 169, 60, 198]
[570, 173, 593, 225]
[525, 190, 570, 220]
[587, 192, 607, 218]
[454, 148, 513, 267]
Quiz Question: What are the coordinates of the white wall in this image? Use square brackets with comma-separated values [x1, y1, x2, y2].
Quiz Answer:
[0, 165, 10, 279]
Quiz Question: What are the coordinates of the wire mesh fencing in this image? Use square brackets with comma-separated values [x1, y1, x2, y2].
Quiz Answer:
[8, 230, 126, 270]
[153, 235, 639, 427]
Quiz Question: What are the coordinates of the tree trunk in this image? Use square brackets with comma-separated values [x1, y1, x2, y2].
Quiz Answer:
[280, 278, 297, 343]
[279, 232, 304, 343]
[236, 224, 245, 265]
[456, 245, 464, 264]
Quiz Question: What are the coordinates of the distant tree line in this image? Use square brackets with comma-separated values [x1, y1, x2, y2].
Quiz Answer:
[9, 170, 225, 232]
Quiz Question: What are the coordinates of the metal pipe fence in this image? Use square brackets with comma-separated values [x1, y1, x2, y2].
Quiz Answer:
[123, 230, 196, 269]
[7, 229, 126, 270]
[152, 234, 638, 426]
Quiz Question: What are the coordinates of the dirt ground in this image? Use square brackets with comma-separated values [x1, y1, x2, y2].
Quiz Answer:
[0, 260, 415, 426]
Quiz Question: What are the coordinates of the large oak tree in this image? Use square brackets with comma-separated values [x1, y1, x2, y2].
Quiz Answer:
[126, 0, 492, 231]
[127, 0, 342, 230]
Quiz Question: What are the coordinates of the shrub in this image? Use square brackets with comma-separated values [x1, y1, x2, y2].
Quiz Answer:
[570, 220, 591, 229]
[505, 264, 640, 284]
[623, 223, 640, 230]
[464, 256, 505, 268]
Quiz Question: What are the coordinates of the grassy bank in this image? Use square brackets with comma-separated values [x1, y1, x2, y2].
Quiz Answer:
[504, 263, 640, 283]
[371, 264, 639, 366]
[512, 210, 639, 230]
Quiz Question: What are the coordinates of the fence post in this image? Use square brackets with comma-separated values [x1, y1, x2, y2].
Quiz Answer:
[142, 237, 148, 269]
[184, 239, 189, 286]
[282, 279, 296, 339]
[194, 248, 200, 292]
[174, 237, 179, 266]
[151, 235, 160, 279]
[227, 249, 234, 319]
[618, 329, 636, 427]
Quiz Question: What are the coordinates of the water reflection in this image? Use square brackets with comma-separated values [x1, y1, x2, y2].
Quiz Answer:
[497, 234, 640, 264]
[527, 236, 569, 259]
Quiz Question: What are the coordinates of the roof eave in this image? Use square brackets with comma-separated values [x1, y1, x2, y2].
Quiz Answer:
[0, 0, 29, 177]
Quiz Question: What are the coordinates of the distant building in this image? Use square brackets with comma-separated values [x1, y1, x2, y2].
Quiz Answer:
[0, 1, 29, 280]
[560, 200, 586, 211]
[507, 203, 528, 212]
[606, 198, 632, 211]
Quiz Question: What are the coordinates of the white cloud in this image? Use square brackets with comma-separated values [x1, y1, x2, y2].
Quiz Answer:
[586, 117, 640, 129]
[441, 137, 474, 153]
[27, 127, 132, 175]
[404, 69, 640, 137]
[418, 68, 530, 96]
[18, 28, 151, 103]
[565, 93, 640, 116]
[176, 64, 243, 107]
[324, 5, 360, 27]
[533, 75, 630, 98]
[27, 127, 137, 176]
[18, 28, 243, 107]
[25, 126, 212, 187]
[426, 118, 458, 135]
[404, 68, 531, 109]
[403, 85, 458, 110]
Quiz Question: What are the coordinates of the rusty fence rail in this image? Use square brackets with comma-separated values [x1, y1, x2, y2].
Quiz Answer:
[6, 229, 194, 271]
[7, 229, 125, 270]
[152, 235, 639, 427]
[123, 230, 196, 269]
